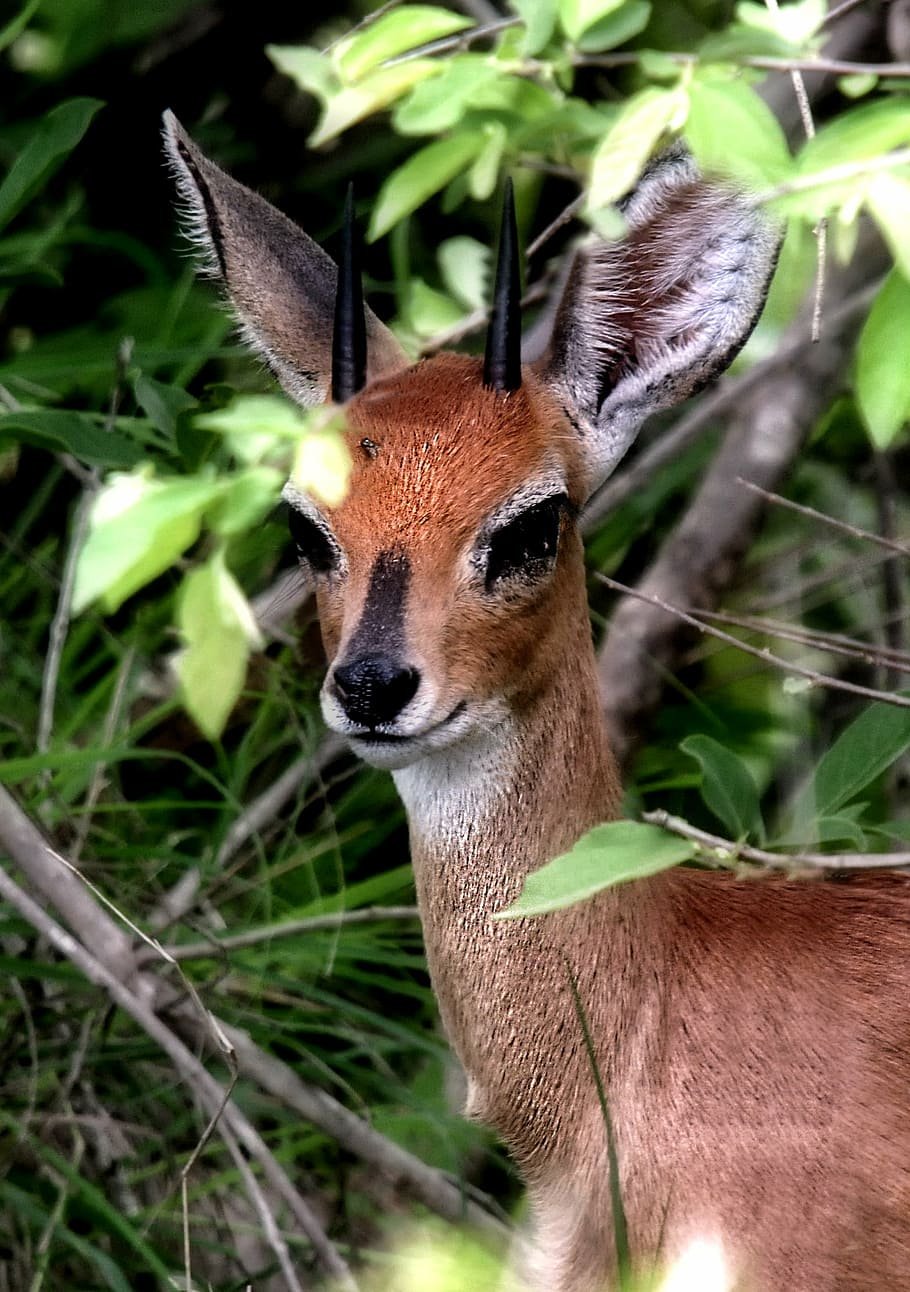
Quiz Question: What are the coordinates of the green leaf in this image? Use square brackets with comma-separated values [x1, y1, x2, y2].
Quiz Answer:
[866, 172, 910, 282]
[309, 60, 441, 147]
[176, 549, 262, 740]
[206, 466, 283, 537]
[438, 236, 491, 311]
[267, 44, 339, 104]
[0, 98, 104, 233]
[736, 0, 825, 46]
[798, 99, 910, 178]
[133, 374, 197, 441]
[838, 72, 878, 99]
[575, 1, 651, 54]
[855, 272, 910, 449]
[288, 407, 353, 506]
[393, 55, 500, 135]
[73, 472, 223, 613]
[0, 408, 142, 468]
[468, 122, 508, 200]
[560, 0, 626, 44]
[369, 132, 484, 240]
[587, 86, 686, 210]
[803, 698, 910, 818]
[335, 6, 471, 82]
[496, 821, 694, 918]
[405, 278, 464, 338]
[686, 74, 791, 188]
[511, 0, 559, 55]
[680, 734, 764, 841]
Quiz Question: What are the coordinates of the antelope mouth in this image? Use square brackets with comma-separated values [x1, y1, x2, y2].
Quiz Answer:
[351, 701, 467, 747]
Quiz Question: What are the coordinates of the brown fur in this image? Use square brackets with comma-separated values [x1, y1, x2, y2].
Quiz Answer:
[317, 355, 910, 1291]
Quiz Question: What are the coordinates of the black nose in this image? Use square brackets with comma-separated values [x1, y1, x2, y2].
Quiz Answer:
[332, 654, 420, 727]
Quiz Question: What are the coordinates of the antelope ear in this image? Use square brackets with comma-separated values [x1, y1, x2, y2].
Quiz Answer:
[161, 110, 407, 407]
[537, 145, 781, 496]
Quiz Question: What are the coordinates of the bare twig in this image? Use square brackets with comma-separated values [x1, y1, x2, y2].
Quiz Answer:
[384, 15, 519, 65]
[526, 193, 585, 260]
[574, 50, 910, 78]
[691, 607, 910, 677]
[758, 148, 910, 203]
[736, 477, 910, 556]
[598, 573, 910, 709]
[164, 905, 421, 961]
[643, 809, 910, 872]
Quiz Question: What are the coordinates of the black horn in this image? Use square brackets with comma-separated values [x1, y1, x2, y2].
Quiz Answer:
[483, 178, 522, 392]
[331, 184, 368, 403]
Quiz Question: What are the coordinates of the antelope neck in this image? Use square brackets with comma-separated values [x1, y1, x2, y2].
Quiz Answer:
[391, 628, 655, 1157]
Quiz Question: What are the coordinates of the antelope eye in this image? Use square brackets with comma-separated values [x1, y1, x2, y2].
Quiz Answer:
[485, 495, 566, 590]
[287, 505, 336, 574]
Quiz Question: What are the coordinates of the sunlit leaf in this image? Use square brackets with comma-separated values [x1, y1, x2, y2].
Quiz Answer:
[855, 272, 910, 449]
[335, 6, 471, 82]
[73, 472, 222, 613]
[309, 60, 441, 147]
[686, 74, 791, 188]
[289, 408, 352, 507]
[206, 467, 283, 537]
[866, 171, 910, 281]
[369, 132, 484, 240]
[468, 122, 507, 200]
[393, 55, 499, 135]
[266, 44, 338, 105]
[406, 278, 464, 338]
[735, 0, 825, 46]
[588, 86, 686, 210]
[575, 0, 650, 54]
[511, 0, 559, 55]
[175, 549, 262, 740]
[560, 0, 625, 44]
[496, 821, 694, 918]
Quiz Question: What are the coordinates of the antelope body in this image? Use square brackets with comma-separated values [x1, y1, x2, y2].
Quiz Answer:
[164, 112, 910, 1290]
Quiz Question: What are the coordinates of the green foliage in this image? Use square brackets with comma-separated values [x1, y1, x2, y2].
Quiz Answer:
[681, 734, 765, 842]
[498, 822, 695, 918]
[855, 273, 910, 450]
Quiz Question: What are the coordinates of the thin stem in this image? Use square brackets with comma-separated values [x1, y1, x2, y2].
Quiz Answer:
[574, 50, 910, 78]
[597, 573, 910, 709]
[643, 809, 910, 871]
[163, 905, 421, 962]
[735, 478, 910, 556]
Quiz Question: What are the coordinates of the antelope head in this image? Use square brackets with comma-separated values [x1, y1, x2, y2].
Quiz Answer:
[163, 113, 779, 773]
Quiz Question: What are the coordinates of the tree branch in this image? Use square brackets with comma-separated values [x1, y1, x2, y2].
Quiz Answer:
[643, 809, 910, 871]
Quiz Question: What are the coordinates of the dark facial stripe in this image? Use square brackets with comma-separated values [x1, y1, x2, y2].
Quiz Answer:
[347, 549, 411, 657]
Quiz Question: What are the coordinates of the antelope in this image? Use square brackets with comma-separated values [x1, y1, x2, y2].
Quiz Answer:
[164, 111, 910, 1291]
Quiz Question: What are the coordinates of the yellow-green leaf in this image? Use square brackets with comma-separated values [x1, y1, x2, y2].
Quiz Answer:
[310, 60, 441, 147]
[335, 6, 471, 83]
[866, 171, 910, 281]
[587, 86, 685, 211]
[176, 550, 262, 741]
[496, 821, 694, 919]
